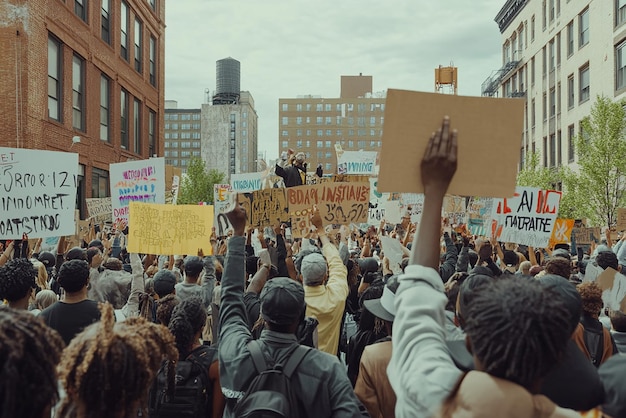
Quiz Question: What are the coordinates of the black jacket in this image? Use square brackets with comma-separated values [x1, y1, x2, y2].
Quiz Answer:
[275, 163, 323, 187]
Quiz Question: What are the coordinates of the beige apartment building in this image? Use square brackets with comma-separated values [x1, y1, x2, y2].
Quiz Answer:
[482, 0, 626, 179]
[164, 100, 201, 172]
[278, 75, 386, 173]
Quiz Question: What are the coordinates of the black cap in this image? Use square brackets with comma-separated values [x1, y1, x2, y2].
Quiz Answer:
[38, 252, 56, 269]
[260, 277, 305, 326]
[503, 250, 519, 267]
[153, 269, 177, 298]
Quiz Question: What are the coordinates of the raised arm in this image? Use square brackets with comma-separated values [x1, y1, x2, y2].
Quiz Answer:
[119, 252, 145, 319]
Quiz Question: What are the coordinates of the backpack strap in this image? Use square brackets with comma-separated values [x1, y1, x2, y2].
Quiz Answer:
[282, 345, 310, 379]
[247, 340, 269, 373]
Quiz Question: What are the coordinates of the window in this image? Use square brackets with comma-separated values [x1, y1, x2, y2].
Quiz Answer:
[336, 104, 342, 111]
[336, 130, 342, 136]
[296, 117, 302, 125]
[316, 129, 323, 137]
[100, 75, 110, 141]
[148, 0, 156, 11]
[543, 137, 548, 167]
[316, 117, 322, 125]
[618, 0, 626, 26]
[556, 33, 561, 66]
[121, 2, 129, 60]
[75, 0, 87, 21]
[296, 140, 302, 147]
[370, 129, 376, 136]
[549, 0, 555, 22]
[549, 134, 556, 167]
[325, 141, 331, 148]
[281, 130, 288, 137]
[325, 130, 332, 136]
[133, 99, 141, 154]
[134, 19, 143, 72]
[148, 110, 156, 156]
[316, 104, 323, 111]
[72, 54, 85, 131]
[519, 27, 524, 50]
[325, 163, 332, 171]
[306, 140, 310, 147]
[348, 140, 354, 148]
[149, 36, 156, 86]
[568, 124, 575, 162]
[579, 64, 590, 102]
[542, 0, 547, 29]
[567, 75, 575, 108]
[542, 47, 547, 76]
[170, 114, 178, 120]
[549, 40, 555, 71]
[181, 124, 191, 130]
[296, 129, 302, 136]
[181, 114, 191, 121]
[370, 116, 376, 125]
[296, 104, 302, 111]
[557, 82, 561, 114]
[336, 116, 342, 125]
[92, 168, 110, 198]
[192, 113, 200, 120]
[549, 88, 556, 117]
[170, 123, 178, 130]
[542, 93, 547, 121]
[617, 41, 626, 90]
[47, 36, 62, 121]
[567, 21, 574, 56]
[192, 141, 200, 148]
[557, 130, 562, 166]
[281, 117, 288, 125]
[579, 9, 589, 47]
[325, 104, 331, 111]
[531, 57, 535, 84]
[101, 0, 110, 44]
[325, 152, 332, 159]
[306, 104, 311, 111]
[531, 99, 536, 127]
[325, 117, 331, 125]
[358, 104, 366, 112]
[317, 151, 323, 159]
[531, 15, 536, 41]
[282, 103, 288, 111]
[121, 89, 129, 149]
[316, 140, 322, 148]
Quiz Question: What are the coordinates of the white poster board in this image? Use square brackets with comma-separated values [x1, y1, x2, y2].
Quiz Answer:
[214, 184, 235, 237]
[0, 148, 78, 238]
[337, 150, 378, 175]
[230, 172, 263, 193]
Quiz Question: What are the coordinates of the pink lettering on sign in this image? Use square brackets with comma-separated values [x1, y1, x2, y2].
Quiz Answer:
[122, 166, 155, 180]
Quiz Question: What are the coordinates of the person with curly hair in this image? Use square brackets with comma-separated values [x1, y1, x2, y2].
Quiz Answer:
[0, 258, 37, 309]
[573, 282, 618, 367]
[545, 258, 572, 279]
[56, 303, 178, 418]
[0, 306, 65, 418]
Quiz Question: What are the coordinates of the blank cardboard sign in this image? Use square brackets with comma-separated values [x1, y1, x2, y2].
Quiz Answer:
[378, 89, 525, 198]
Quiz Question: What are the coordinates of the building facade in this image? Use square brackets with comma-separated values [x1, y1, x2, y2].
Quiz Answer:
[200, 91, 258, 178]
[278, 75, 386, 174]
[164, 100, 201, 172]
[0, 0, 165, 217]
[483, 0, 626, 178]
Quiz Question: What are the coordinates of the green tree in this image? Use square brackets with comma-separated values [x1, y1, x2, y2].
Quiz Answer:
[177, 157, 226, 204]
[517, 151, 558, 190]
[560, 96, 626, 226]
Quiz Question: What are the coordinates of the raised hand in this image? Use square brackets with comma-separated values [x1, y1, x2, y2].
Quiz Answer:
[226, 204, 247, 236]
[421, 116, 458, 197]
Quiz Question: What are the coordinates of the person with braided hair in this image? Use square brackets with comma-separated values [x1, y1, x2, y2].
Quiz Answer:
[0, 258, 37, 309]
[56, 303, 178, 418]
[0, 306, 65, 418]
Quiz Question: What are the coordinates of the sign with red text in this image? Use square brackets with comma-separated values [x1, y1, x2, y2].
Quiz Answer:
[110, 158, 165, 229]
[490, 187, 562, 247]
[287, 182, 370, 237]
[237, 188, 289, 229]
[0, 147, 78, 238]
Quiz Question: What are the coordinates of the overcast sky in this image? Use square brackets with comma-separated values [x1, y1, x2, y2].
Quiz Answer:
[164, 0, 506, 159]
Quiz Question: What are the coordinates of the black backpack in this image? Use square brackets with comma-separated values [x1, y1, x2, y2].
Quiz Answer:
[233, 340, 310, 418]
[149, 345, 217, 418]
[583, 326, 605, 368]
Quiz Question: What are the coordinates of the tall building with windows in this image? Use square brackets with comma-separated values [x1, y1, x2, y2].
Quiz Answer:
[164, 100, 202, 172]
[0, 0, 165, 217]
[278, 75, 386, 174]
[482, 0, 626, 179]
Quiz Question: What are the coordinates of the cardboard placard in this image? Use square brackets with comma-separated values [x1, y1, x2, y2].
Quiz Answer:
[332, 174, 370, 183]
[0, 147, 79, 239]
[490, 187, 562, 247]
[337, 150, 378, 175]
[110, 158, 166, 229]
[165, 165, 182, 205]
[378, 89, 524, 197]
[549, 219, 575, 248]
[617, 208, 626, 231]
[571, 227, 602, 245]
[214, 184, 235, 237]
[85, 197, 113, 223]
[127, 202, 213, 255]
[230, 172, 264, 193]
[443, 195, 466, 226]
[368, 178, 390, 225]
[380, 235, 405, 274]
[287, 183, 370, 237]
[399, 193, 424, 224]
[237, 188, 289, 229]
[595, 267, 626, 312]
[466, 197, 494, 236]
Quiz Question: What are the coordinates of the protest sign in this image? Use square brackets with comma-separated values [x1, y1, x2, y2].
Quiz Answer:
[466, 197, 494, 236]
[237, 188, 289, 229]
[571, 227, 602, 245]
[549, 219, 575, 248]
[214, 184, 235, 237]
[595, 267, 626, 312]
[0, 147, 78, 239]
[332, 174, 370, 183]
[368, 178, 389, 224]
[165, 165, 182, 205]
[490, 187, 562, 247]
[378, 89, 524, 197]
[398, 193, 424, 224]
[110, 158, 165, 229]
[127, 202, 213, 255]
[287, 182, 370, 237]
[230, 172, 264, 193]
[443, 195, 466, 226]
[337, 150, 378, 175]
[617, 208, 626, 231]
[76, 220, 91, 240]
[86, 198, 113, 223]
[380, 235, 405, 274]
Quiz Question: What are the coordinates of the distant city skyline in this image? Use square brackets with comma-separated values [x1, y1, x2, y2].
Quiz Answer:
[164, 0, 505, 161]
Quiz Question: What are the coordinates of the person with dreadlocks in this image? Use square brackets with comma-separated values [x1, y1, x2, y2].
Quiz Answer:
[0, 258, 37, 310]
[56, 303, 178, 418]
[0, 306, 65, 418]
[387, 116, 580, 417]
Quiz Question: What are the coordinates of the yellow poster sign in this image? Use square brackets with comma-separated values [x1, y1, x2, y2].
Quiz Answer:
[127, 202, 213, 255]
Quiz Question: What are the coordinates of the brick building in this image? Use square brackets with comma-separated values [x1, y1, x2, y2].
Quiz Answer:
[0, 0, 165, 217]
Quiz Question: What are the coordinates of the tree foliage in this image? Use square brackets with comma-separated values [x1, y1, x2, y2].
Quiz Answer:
[177, 157, 226, 205]
[517, 151, 557, 190]
[560, 96, 626, 226]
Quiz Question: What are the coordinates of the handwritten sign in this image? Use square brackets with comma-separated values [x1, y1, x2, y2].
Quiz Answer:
[380, 235, 405, 274]
[230, 172, 264, 193]
[0, 147, 78, 238]
[337, 150, 378, 175]
[86, 198, 112, 223]
[617, 208, 626, 231]
[214, 184, 235, 237]
[596, 267, 626, 312]
[490, 187, 562, 247]
[467, 197, 494, 236]
[287, 183, 370, 237]
[368, 178, 388, 224]
[443, 195, 466, 226]
[571, 227, 602, 245]
[127, 202, 213, 255]
[237, 188, 289, 228]
[549, 219, 575, 248]
[165, 165, 182, 205]
[110, 158, 165, 229]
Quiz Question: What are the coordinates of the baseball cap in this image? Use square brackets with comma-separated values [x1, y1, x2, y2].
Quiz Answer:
[363, 276, 399, 323]
[503, 250, 519, 267]
[153, 269, 177, 298]
[260, 277, 305, 326]
[183, 256, 204, 277]
[551, 248, 571, 259]
[300, 253, 327, 286]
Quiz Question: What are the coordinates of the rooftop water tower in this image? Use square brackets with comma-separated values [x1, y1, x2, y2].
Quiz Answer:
[212, 57, 241, 105]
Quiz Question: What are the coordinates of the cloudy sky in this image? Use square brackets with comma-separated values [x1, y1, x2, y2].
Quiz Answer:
[164, 0, 506, 159]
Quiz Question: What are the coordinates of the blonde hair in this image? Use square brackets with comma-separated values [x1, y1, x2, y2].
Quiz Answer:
[31, 261, 49, 291]
[36, 289, 58, 310]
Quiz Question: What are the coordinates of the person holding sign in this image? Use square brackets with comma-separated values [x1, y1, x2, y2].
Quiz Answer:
[275, 150, 323, 187]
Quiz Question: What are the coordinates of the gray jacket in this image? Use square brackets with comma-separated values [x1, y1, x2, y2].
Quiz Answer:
[218, 236, 369, 418]
[611, 330, 626, 354]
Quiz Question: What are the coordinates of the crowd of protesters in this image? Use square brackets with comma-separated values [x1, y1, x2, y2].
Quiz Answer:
[1, 117, 626, 417]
